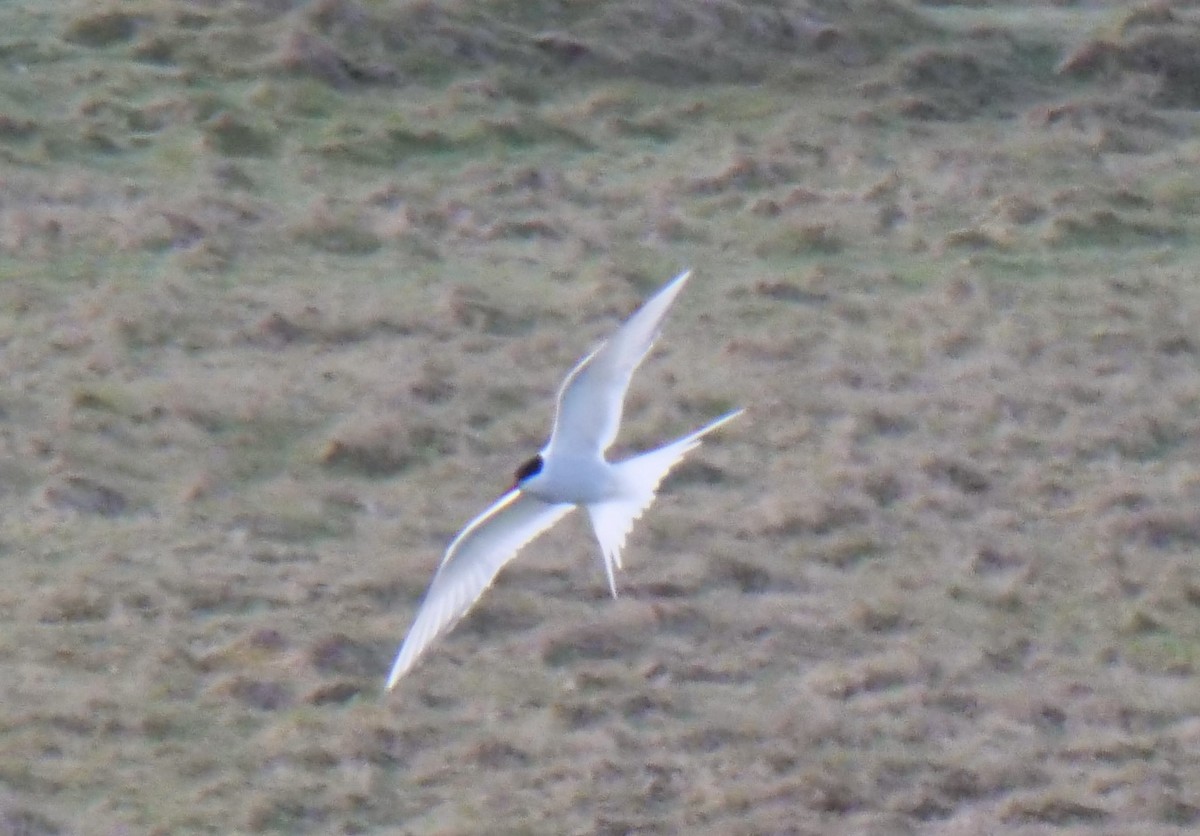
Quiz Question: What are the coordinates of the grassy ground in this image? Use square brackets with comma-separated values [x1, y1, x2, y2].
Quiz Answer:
[4, 0, 1200, 832]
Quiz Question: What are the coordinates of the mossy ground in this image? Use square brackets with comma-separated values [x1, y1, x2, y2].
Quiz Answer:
[3, 1, 1200, 833]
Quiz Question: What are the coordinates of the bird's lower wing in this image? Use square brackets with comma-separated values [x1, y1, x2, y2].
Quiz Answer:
[386, 490, 574, 689]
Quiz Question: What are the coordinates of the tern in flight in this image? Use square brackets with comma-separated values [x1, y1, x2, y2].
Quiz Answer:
[386, 269, 742, 689]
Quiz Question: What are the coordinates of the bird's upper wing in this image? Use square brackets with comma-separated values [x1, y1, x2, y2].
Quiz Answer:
[545, 269, 692, 458]
[386, 489, 574, 689]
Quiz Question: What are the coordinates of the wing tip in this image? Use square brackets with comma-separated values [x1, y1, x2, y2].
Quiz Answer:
[690, 406, 745, 441]
[665, 268, 693, 297]
[384, 651, 412, 691]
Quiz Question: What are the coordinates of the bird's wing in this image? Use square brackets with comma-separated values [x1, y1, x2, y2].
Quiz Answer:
[386, 490, 574, 689]
[545, 270, 692, 458]
[586, 408, 743, 598]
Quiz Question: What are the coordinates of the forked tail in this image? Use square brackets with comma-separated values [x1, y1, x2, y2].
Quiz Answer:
[586, 408, 744, 597]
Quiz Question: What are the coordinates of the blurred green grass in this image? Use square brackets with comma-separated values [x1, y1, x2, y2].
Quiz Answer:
[5, 1, 1200, 832]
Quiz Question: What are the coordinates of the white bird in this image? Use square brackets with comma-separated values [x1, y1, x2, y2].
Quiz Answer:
[385, 269, 742, 689]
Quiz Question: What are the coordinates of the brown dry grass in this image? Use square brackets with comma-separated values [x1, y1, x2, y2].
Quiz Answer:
[3, 0, 1200, 833]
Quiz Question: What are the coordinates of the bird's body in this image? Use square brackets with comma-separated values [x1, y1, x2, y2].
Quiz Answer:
[385, 270, 742, 689]
[521, 449, 619, 505]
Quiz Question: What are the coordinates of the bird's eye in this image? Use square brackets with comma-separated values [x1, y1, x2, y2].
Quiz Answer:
[513, 455, 543, 484]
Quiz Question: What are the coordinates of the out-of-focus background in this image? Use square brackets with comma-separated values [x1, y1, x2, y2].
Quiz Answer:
[3, 1, 1200, 832]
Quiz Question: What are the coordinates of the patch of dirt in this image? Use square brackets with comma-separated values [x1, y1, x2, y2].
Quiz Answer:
[1059, 7, 1200, 107]
[891, 35, 1052, 120]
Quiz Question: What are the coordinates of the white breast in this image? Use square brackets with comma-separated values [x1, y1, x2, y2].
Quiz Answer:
[521, 453, 620, 505]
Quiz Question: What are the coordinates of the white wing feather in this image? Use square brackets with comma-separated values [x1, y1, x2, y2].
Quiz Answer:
[385, 490, 573, 688]
[546, 270, 692, 458]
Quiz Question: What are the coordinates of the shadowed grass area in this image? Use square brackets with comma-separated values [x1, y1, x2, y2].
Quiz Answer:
[4, 0, 1200, 833]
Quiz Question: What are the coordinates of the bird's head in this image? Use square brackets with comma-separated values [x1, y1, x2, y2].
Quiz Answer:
[510, 454, 543, 491]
